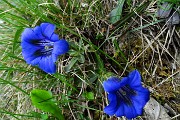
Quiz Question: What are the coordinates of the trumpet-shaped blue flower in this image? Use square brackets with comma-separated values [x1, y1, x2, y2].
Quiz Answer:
[103, 70, 150, 119]
[21, 23, 69, 74]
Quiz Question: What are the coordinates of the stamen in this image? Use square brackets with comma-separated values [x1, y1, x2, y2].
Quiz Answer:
[116, 86, 136, 105]
[116, 90, 132, 105]
[45, 45, 53, 50]
[34, 48, 53, 56]
[31, 39, 54, 46]
[121, 86, 136, 95]
[32, 39, 54, 56]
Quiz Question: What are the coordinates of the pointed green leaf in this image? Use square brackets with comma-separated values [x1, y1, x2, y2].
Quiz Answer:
[78, 54, 85, 63]
[13, 27, 24, 53]
[30, 89, 64, 120]
[65, 57, 78, 72]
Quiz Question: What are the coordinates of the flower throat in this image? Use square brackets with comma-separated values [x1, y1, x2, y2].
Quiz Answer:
[116, 85, 136, 105]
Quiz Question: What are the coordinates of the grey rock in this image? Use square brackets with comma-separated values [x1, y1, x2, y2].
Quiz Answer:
[157, 2, 172, 18]
[166, 11, 180, 25]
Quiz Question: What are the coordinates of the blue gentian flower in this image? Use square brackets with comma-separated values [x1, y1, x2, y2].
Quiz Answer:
[21, 23, 69, 74]
[103, 70, 150, 119]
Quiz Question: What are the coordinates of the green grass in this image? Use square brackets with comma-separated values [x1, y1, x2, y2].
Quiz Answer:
[0, 0, 180, 120]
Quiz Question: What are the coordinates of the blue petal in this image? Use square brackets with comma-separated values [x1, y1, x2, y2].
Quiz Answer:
[21, 41, 37, 50]
[131, 88, 150, 115]
[128, 70, 142, 89]
[115, 88, 149, 119]
[104, 93, 117, 116]
[23, 53, 41, 66]
[38, 55, 56, 74]
[21, 28, 40, 42]
[21, 41, 42, 64]
[52, 39, 69, 56]
[21, 40, 43, 51]
[103, 77, 128, 92]
[33, 26, 44, 39]
[52, 54, 58, 63]
[30, 57, 42, 66]
[123, 104, 137, 119]
[21, 41, 40, 52]
[40, 23, 55, 39]
[22, 51, 38, 65]
[115, 102, 124, 117]
[50, 33, 59, 42]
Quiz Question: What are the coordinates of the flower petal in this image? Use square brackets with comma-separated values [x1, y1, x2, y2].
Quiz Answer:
[33, 26, 44, 39]
[38, 56, 56, 74]
[52, 54, 58, 63]
[52, 39, 69, 56]
[40, 23, 55, 39]
[50, 33, 59, 42]
[115, 102, 124, 117]
[131, 88, 150, 115]
[21, 28, 40, 42]
[21, 41, 42, 64]
[128, 70, 142, 88]
[123, 104, 137, 119]
[104, 93, 117, 116]
[21, 41, 39, 50]
[103, 77, 128, 92]
[22, 52, 38, 65]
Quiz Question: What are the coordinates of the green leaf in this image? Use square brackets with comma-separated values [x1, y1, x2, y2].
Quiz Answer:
[30, 89, 64, 120]
[78, 54, 85, 63]
[109, 0, 126, 24]
[84, 92, 94, 101]
[160, 0, 179, 4]
[13, 27, 24, 53]
[94, 52, 105, 74]
[41, 114, 48, 120]
[65, 57, 78, 72]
